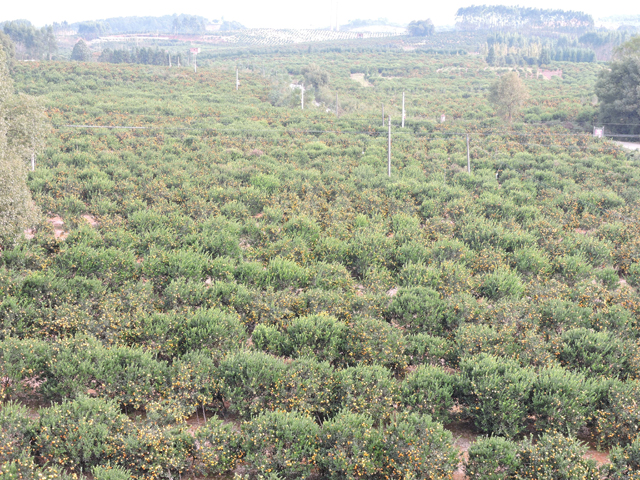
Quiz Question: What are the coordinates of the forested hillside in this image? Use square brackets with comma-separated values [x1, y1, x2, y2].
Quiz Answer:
[1, 39, 640, 479]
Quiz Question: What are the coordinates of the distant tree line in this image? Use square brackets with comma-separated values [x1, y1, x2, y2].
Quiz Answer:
[1, 20, 57, 60]
[68, 14, 246, 38]
[485, 33, 596, 66]
[98, 47, 187, 66]
[456, 5, 594, 33]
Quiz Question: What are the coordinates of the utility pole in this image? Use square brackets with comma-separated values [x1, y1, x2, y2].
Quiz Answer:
[466, 134, 471, 174]
[402, 92, 405, 128]
[168, 52, 171, 67]
[388, 117, 391, 177]
[190, 48, 200, 73]
[31, 153, 35, 172]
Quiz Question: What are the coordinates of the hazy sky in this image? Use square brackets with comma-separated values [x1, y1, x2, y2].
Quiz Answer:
[0, 0, 634, 29]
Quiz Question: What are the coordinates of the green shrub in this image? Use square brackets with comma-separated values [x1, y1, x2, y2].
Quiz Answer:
[169, 351, 222, 416]
[387, 286, 452, 335]
[336, 364, 399, 423]
[516, 433, 599, 480]
[242, 410, 320, 479]
[455, 324, 519, 361]
[0, 456, 71, 479]
[252, 323, 290, 356]
[41, 335, 104, 402]
[593, 379, 640, 448]
[0, 402, 34, 463]
[311, 262, 354, 290]
[530, 365, 596, 435]
[92, 465, 134, 480]
[0, 337, 51, 401]
[459, 354, 534, 438]
[626, 262, 640, 287]
[275, 357, 340, 421]
[534, 298, 591, 334]
[284, 314, 348, 363]
[553, 253, 593, 282]
[466, 436, 520, 480]
[400, 365, 455, 423]
[218, 350, 287, 418]
[195, 417, 244, 476]
[35, 396, 131, 471]
[318, 411, 458, 480]
[118, 425, 194, 479]
[342, 317, 407, 371]
[476, 268, 525, 300]
[262, 257, 309, 290]
[558, 328, 631, 379]
[404, 333, 452, 366]
[512, 247, 552, 277]
[177, 307, 247, 355]
[606, 435, 640, 479]
[597, 267, 620, 290]
[99, 346, 168, 411]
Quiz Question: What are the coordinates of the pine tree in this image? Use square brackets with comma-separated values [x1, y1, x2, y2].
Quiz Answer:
[71, 39, 92, 62]
[486, 46, 497, 66]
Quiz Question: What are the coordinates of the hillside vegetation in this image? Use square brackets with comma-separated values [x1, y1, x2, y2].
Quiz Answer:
[1, 44, 640, 479]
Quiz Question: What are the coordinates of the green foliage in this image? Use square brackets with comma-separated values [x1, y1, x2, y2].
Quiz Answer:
[516, 433, 599, 480]
[476, 268, 525, 300]
[3, 38, 640, 473]
[0, 50, 43, 247]
[558, 328, 633, 379]
[459, 354, 534, 438]
[195, 417, 244, 476]
[275, 357, 340, 421]
[99, 346, 168, 410]
[387, 286, 451, 335]
[530, 365, 596, 435]
[242, 410, 320, 479]
[0, 402, 34, 464]
[71, 39, 92, 62]
[319, 410, 458, 480]
[301, 64, 330, 89]
[607, 436, 640, 480]
[466, 436, 520, 480]
[488, 72, 529, 123]
[35, 396, 131, 471]
[92, 465, 133, 480]
[400, 365, 455, 423]
[595, 55, 640, 135]
[218, 350, 287, 418]
[593, 379, 640, 448]
[337, 364, 399, 423]
[118, 425, 194, 479]
[408, 20, 435, 37]
[467, 433, 599, 480]
[404, 332, 452, 366]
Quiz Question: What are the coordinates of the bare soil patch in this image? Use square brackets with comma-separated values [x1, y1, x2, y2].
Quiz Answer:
[350, 73, 372, 87]
[48, 216, 68, 240]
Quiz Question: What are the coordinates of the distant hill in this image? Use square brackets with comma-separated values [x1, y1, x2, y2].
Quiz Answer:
[69, 14, 245, 35]
[339, 18, 405, 33]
